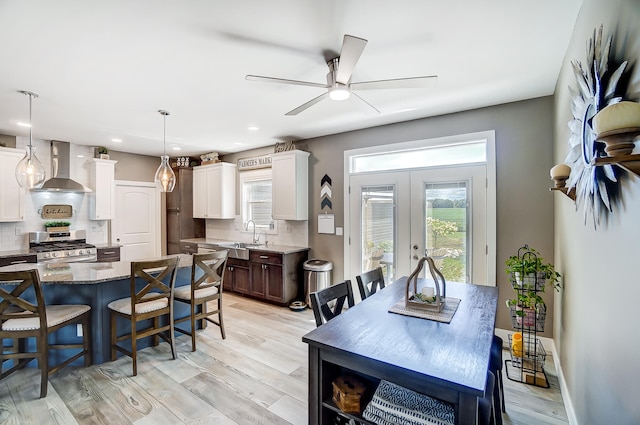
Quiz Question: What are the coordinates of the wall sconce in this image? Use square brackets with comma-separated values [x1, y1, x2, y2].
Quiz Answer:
[549, 163, 575, 200]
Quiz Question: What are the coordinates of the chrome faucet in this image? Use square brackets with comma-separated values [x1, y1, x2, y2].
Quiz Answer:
[245, 219, 258, 244]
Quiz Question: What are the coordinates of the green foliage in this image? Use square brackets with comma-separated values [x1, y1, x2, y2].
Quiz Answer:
[44, 221, 71, 228]
[505, 245, 561, 315]
[505, 246, 561, 291]
[426, 217, 457, 249]
[441, 258, 464, 281]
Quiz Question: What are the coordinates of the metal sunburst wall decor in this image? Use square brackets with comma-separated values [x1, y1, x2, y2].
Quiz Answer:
[565, 25, 628, 228]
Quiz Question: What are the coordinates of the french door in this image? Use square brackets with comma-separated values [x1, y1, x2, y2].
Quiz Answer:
[348, 164, 489, 287]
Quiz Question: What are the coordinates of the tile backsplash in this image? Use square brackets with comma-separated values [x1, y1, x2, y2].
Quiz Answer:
[0, 137, 109, 251]
[205, 217, 308, 247]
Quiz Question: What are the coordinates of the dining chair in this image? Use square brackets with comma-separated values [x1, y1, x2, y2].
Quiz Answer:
[309, 279, 355, 327]
[479, 370, 497, 425]
[355, 267, 385, 300]
[490, 335, 505, 424]
[108, 256, 179, 376]
[0, 269, 92, 398]
[174, 251, 228, 351]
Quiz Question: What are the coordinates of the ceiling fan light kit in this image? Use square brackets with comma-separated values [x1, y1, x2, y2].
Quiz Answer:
[246, 34, 437, 115]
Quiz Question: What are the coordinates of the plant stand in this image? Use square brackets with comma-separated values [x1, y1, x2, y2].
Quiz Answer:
[505, 246, 550, 388]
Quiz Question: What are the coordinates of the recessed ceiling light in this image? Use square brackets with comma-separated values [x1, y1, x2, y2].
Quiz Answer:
[234, 142, 244, 146]
[76, 154, 85, 158]
[17, 122, 31, 127]
[248, 125, 259, 131]
[172, 146, 181, 151]
[111, 138, 122, 143]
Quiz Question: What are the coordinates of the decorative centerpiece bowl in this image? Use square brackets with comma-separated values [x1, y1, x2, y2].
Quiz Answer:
[405, 256, 447, 312]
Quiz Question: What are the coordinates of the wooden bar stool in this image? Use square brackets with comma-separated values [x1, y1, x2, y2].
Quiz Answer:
[174, 251, 228, 350]
[108, 257, 179, 376]
[0, 269, 92, 398]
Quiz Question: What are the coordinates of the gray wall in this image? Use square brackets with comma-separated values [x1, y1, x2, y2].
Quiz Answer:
[109, 150, 160, 182]
[553, 0, 640, 423]
[288, 97, 555, 335]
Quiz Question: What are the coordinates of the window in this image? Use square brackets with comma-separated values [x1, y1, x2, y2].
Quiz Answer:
[350, 140, 487, 173]
[240, 169, 276, 233]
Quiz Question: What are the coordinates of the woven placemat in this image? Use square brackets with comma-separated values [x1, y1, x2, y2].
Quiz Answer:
[389, 297, 461, 323]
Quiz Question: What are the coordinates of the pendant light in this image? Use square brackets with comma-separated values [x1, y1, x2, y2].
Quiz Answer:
[15, 90, 46, 189]
[154, 110, 176, 192]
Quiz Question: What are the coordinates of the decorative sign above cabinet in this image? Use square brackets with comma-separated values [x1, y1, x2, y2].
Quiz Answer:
[274, 140, 296, 152]
[237, 154, 272, 171]
[41, 204, 73, 219]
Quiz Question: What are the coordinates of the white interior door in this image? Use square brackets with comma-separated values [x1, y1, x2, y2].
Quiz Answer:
[112, 181, 161, 262]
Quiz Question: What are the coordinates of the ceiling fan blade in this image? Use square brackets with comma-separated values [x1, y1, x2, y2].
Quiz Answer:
[335, 35, 367, 85]
[285, 92, 329, 116]
[352, 92, 380, 114]
[350, 75, 438, 90]
[246, 74, 328, 89]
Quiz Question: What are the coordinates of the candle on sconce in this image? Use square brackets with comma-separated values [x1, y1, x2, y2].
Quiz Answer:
[550, 163, 571, 188]
[421, 286, 435, 298]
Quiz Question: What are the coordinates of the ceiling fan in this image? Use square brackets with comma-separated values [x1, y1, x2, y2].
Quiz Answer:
[245, 34, 437, 116]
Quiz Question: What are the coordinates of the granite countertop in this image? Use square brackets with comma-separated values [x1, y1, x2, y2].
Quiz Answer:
[180, 238, 310, 255]
[0, 254, 192, 284]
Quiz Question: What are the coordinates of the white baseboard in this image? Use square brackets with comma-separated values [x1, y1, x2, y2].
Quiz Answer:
[495, 328, 578, 425]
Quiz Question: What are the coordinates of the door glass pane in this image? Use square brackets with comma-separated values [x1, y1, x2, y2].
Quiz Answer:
[425, 182, 469, 282]
[361, 185, 395, 282]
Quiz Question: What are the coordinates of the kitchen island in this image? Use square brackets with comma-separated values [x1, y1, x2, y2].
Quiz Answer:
[0, 254, 194, 365]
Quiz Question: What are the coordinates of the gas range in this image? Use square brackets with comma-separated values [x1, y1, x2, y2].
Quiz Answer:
[29, 230, 97, 263]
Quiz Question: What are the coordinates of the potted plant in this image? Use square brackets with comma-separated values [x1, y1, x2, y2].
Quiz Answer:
[44, 221, 71, 232]
[505, 245, 561, 330]
[95, 146, 109, 159]
[505, 246, 561, 292]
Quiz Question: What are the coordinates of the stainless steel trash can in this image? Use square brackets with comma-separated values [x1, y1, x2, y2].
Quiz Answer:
[304, 259, 333, 307]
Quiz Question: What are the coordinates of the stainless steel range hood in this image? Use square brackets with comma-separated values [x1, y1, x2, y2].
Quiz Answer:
[31, 141, 91, 193]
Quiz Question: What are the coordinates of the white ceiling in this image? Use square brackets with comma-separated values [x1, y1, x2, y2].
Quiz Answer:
[0, 0, 582, 158]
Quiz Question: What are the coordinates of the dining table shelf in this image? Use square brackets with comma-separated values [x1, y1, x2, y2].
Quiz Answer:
[302, 277, 499, 425]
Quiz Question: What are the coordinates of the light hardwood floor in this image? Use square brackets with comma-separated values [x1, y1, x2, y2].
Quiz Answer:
[0, 293, 568, 424]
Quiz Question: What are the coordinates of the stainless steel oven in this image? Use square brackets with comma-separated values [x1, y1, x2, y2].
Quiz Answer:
[29, 230, 98, 263]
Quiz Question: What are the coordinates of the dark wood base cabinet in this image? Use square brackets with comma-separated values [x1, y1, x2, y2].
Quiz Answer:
[226, 258, 250, 294]
[224, 250, 308, 306]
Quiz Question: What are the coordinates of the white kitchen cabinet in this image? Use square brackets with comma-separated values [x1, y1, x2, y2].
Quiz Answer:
[0, 147, 25, 222]
[88, 158, 117, 220]
[271, 150, 309, 220]
[193, 162, 236, 219]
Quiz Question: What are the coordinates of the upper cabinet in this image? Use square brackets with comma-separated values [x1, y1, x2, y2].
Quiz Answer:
[193, 162, 236, 219]
[271, 150, 309, 220]
[88, 158, 117, 220]
[0, 147, 25, 222]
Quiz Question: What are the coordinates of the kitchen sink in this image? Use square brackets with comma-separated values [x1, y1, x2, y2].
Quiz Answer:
[216, 242, 261, 249]
[204, 242, 263, 260]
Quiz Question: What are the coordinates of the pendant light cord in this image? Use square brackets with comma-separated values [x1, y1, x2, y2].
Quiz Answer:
[159, 109, 169, 157]
[19, 90, 39, 160]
